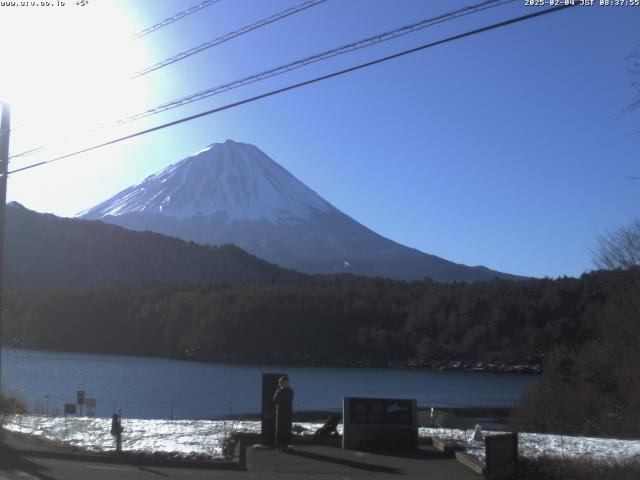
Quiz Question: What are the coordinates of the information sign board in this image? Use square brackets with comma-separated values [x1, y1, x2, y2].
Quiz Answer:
[348, 398, 414, 425]
[343, 397, 418, 451]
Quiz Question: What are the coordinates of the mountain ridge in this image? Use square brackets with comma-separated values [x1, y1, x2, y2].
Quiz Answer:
[79, 139, 333, 223]
[80, 140, 522, 282]
[4, 202, 309, 291]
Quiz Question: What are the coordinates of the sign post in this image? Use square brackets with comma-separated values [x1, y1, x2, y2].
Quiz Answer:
[76, 390, 85, 416]
[86, 398, 96, 418]
[0, 103, 11, 398]
[64, 404, 77, 416]
[111, 414, 124, 453]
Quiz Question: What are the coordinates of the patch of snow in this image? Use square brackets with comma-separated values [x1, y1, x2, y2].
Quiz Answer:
[4, 415, 640, 463]
[2, 415, 321, 458]
[78, 140, 335, 224]
[421, 427, 640, 463]
[192, 145, 214, 156]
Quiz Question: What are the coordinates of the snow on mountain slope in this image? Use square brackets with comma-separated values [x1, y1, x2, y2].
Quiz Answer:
[80, 140, 519, 281]
[80, 140, 333, 223]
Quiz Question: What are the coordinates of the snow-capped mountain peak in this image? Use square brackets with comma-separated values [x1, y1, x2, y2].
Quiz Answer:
[79, 139, 518, 282]
[79, 140, 332, 224]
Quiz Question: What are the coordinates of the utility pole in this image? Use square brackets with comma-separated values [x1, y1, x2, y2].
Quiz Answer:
[0, 103, 11, 399]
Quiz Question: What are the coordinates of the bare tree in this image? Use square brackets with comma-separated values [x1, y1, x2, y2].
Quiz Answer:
[624, 47, 639, 182]
[626, 48, 640, 113]
[593, 218, 640, 270]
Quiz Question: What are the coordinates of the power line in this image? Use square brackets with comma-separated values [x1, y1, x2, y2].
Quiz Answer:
[121, 0, 516, 124]
[5, 4, 575, 177]
[129, 0, 222, 41]
[132, 0, 328, 79]
[8, 146, 43, 160]
[7, 0, 513, 162]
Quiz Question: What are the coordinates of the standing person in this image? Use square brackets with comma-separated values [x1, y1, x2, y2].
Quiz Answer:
[272, 375, 294, 451]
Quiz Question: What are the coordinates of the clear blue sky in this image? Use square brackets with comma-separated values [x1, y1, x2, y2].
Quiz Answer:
[2, 0, 638, 279]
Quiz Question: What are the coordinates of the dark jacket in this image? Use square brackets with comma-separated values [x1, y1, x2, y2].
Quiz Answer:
[272, 386, 294, 440]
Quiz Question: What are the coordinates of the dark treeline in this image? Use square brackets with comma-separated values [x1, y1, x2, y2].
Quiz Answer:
[4, 268, 636, 367]
[513, 268, 640, 437]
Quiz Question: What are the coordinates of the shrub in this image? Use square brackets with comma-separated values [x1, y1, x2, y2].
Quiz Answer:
[0, 394, 27, 414]
[495, 456, 640, 480]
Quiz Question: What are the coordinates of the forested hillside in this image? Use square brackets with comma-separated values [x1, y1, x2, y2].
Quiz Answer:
[513, 268, 640, 437]
[4, 202, 309, 289]
[6, 268, 636, 369]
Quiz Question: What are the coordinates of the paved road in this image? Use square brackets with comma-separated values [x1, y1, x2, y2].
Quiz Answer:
[0, 432, 238, 480]
[0, 431, 479, 479]
[245, 444, 480, 479]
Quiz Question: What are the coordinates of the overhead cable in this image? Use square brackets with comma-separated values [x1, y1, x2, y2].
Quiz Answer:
[120, 0, 516, 124]
[132, 0, 328, 79]
[8, 146, 42, 160]
[130, 0, 222, 41]
[5, 4, 576, 177]
[8, 0, 512, 161]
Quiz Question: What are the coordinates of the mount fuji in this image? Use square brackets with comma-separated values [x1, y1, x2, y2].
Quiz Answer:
[79, 140, 516, 282]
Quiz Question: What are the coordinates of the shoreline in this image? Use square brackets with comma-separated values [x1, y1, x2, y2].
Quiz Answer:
[6, 345, 541, 375]
[213, 406, 513, 428]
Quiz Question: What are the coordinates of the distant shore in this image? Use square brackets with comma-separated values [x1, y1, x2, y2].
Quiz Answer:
[180, 347, 542, 374]
[213, 406, 513, 430]
[6, 343, 542, 375]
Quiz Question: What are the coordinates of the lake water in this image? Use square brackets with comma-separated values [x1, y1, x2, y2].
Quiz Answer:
[1, 348, 539, 420]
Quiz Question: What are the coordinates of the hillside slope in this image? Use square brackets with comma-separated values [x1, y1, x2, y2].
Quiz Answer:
[4, 202, 308, 290]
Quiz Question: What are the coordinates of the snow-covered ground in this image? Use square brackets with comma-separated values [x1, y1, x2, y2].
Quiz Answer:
[3, 415, 639, 463]
[421, 427, 640, 463]
[1, 415, 321, 458]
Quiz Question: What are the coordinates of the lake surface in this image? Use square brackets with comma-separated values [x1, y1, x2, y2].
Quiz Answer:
[1, 348, 539, 420]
